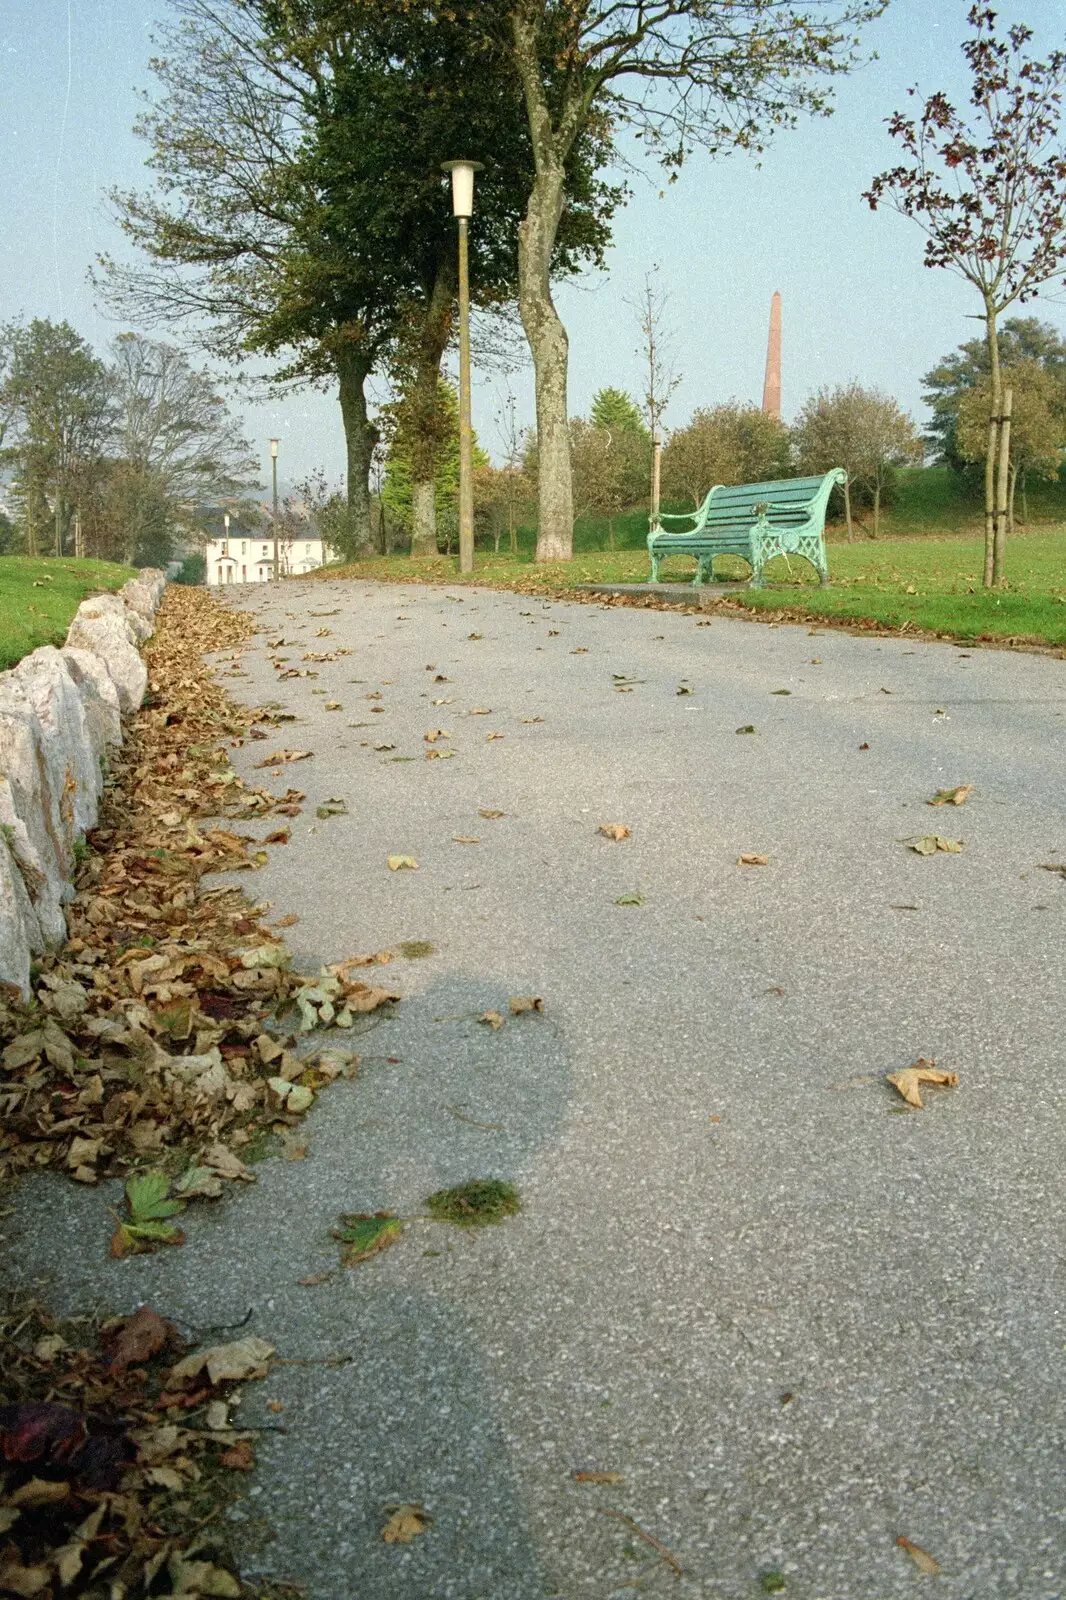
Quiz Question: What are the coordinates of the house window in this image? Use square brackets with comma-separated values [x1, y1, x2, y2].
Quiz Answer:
[262, 544, 269, 555]
[241, 541, 247, 554]
[242, 565, 247, 581]
[305, 542, 311, 553]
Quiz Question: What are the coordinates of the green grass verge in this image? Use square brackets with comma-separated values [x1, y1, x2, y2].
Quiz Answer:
[0, 556, 138, 670]
[321, 530, 1066, 648]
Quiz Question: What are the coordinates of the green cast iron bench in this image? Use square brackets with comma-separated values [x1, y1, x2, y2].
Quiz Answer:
[647, 468, 846, 588]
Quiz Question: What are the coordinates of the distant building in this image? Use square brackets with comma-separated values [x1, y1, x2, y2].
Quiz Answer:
[204, 528, 329, 586]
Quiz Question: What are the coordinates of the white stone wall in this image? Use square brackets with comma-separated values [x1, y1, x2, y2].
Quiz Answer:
[0, 571, 167, 997]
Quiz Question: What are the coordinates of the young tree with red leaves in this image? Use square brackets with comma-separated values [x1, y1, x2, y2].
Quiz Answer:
[866, 8, 1066, 586]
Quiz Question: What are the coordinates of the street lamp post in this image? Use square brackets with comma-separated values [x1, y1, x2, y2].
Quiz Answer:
[441, 160, 482, 576]
[270, 439, 280, 581]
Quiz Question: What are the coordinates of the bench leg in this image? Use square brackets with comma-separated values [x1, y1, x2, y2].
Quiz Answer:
[694, 556, 712, 586]
[649, 553, 660, 583]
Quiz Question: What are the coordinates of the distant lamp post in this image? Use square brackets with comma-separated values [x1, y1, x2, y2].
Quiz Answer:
[270, 439, 280, 581]
[441, 159, 482, 576]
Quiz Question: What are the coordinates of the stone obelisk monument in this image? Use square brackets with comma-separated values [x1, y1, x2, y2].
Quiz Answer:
[761, 291, 782, 418]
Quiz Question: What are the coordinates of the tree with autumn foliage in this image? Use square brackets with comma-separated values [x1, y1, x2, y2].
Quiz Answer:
[866, 8, 1066, 586]
[101, 0, 616, 555]
[416, 0, 887, 561]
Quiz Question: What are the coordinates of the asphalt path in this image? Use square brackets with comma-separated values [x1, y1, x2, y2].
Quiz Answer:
[9, 579, 1066, 1599]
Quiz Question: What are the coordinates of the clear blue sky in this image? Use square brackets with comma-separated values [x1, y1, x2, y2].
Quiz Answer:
[2, 0, 1065, 490]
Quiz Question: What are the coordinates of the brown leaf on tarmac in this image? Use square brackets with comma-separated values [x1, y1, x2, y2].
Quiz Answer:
[598, 824, 630, 841]
[382, 1503, 431, 1544]
[896, 1535, 940, 1575]
[253, 749, 312, 767]
[885, 1059, 958, 1109]
[927, 784, 972, 806]
[509, 996, 544, 1015]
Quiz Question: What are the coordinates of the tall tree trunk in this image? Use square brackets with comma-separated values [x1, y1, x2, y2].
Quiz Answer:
[993, 385, 1011, 585]
[409, 263, 455, 557]
[843, 478, 854, 541]
[872, 483, 880, 540]
[983, 301, 1001, 588]
[1020, 470, 1028, 524]
[512, 13, 576, 563]
[336, 345, 376, 554]
[518, 165, 572, 562]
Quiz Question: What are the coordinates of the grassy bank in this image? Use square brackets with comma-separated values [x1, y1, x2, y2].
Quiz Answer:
[0, 556, 137, 670]
[322, 531, 1066, 648]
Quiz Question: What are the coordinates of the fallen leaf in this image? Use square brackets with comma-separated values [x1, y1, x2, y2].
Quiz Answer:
[274, 912, 299, 927]
[509, 996, 544, 1015]
[467, 632, 483, 640]
[886, 1059, 958, 1109]
[219, 1440, 255, 1470]
[454, 836, 480, 844]
[676, 684, 692, 695]
[0, 1559, 51, 1596]
[486, 731, 505, 741]
[469, 707, 492, 715]
[387, 856, 419, 870]
[908, 836, 964, 855]
[31, 1334, 66, 1362]
[168, 1335, 275, 1387]
[520, 715, 545, 724]
[738, 853, 770, 866]
[572, 1470, 624, 1484]
[253, 749, 312, 767]
[101, 1306, 177, 1375]
[335, 1212, 403, 1265]
[896, 1535, 940, 1575]
[615, 892, 644, 906]
[424, 728, 451, 743]
[382, 1503, 431, 1544]
[9, 1477, 72, 1508]
[927, 784, 973, 806]
[263, 827, 291, 844]
[478, 1010, 506, 1030]
[771, 688, 791, 696]
[598, 824, 630, 841]
[478, 808, 505, 819]
[268, 1077, 315, 1114]
[859, 741, 870, 750]
[736, 725, 756, 734]
[324, 701, 342, 711]
[298, 1270, 333, 1287]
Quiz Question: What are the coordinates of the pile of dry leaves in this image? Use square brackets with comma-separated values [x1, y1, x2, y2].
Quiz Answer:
[0, 1295, 291, 1598]
[0, 586, 397, 1594]
[0, 585, 396, 1200]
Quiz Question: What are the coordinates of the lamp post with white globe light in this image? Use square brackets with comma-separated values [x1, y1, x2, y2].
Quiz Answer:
[441, 160, 482, 575]
[270, 439, 280, 581]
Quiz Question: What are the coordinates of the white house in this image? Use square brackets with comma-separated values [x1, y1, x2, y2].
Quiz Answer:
[204, 529, 329, 586]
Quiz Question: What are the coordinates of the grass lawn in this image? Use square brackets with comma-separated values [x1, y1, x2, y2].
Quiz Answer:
[321, 530, 1066, 649]
[0, 556, 138, 670]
